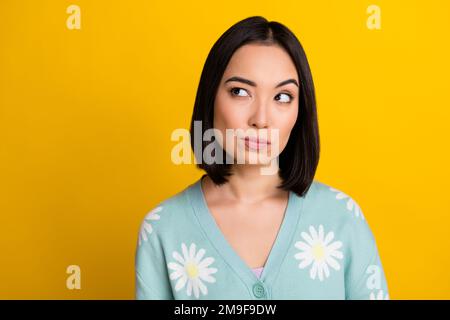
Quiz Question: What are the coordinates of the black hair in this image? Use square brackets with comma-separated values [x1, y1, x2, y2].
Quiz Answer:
[189, 16, 320, 198]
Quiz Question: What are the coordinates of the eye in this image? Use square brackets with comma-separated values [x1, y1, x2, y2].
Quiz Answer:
[229, 87, 250, 98]
[275, 92, 293, 104]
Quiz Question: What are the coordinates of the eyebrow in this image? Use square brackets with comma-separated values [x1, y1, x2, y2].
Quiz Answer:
[224, 76, 299, 88]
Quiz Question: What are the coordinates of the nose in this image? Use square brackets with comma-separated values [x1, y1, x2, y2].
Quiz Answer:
[248, 97, 269, 129]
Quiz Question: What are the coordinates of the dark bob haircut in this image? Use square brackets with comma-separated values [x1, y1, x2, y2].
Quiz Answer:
[189, 16, 320, 198]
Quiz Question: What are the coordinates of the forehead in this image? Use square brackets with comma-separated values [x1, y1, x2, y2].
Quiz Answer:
[223, 44, 299, 84]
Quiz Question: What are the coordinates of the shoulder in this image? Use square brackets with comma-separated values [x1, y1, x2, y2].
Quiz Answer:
[303, 180, 367, 222]
[136, 182, 194, 247]
[299, 180, 377, 247]
[300, 180, 380, 265]
[308, 180, 378, 249]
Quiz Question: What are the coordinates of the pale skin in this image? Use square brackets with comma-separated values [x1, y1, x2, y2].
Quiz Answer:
[201, 43, 300, 269]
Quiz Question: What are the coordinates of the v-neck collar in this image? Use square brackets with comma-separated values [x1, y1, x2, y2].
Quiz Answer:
[186, 174, 303, 294]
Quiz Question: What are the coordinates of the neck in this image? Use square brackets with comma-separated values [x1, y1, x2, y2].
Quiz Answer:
[204, 164, 286, 204]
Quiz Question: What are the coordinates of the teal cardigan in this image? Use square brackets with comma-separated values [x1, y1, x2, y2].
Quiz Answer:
[135, 176, 389, 300]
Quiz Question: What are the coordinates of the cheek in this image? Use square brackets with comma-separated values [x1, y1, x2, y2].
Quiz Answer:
[276, 108, 298, 148]
[213, 97, 246, 131]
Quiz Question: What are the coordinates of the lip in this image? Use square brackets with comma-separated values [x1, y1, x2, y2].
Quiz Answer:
[242, 136, 271, 145]
[241, 136, 271, 150]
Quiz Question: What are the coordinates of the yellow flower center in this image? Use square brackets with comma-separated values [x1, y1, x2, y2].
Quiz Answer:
[186, 263, 199, 278]
[312, 244, 325, 260]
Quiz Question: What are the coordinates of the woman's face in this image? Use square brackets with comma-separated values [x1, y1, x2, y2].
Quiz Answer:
[213, 43, 300, 167]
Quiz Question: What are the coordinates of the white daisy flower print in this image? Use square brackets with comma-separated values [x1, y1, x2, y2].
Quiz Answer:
[168, 242, 218, 299]
[294, 225, 344, 281]
[370, 289, 390, 300]
[138, 206, 163, 246]
[329, 187, 365, 220]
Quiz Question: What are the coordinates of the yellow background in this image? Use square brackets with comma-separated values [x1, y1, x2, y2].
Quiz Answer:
[1, 0, 449, 299]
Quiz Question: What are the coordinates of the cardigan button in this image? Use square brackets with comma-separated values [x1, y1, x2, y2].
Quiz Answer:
[252, 283, 266, 298]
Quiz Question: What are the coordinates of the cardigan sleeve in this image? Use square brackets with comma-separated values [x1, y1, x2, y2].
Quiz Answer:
[344, 202, 390, 300]
[135, 208, 174, 300]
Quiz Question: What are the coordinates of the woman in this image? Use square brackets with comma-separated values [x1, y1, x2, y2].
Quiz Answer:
[135, 16, 389, 300]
